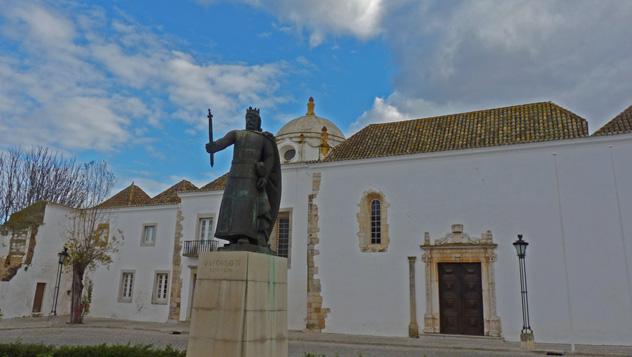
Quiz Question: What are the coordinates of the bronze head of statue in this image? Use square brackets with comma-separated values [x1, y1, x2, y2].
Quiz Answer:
[245, 106, 262, 131]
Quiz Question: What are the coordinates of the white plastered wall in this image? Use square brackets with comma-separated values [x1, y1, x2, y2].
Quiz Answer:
[177, 190, 223, 323]
[0, 204, 73, 319]
[310, 135, 632, 345]
[89, 205, 177, 322]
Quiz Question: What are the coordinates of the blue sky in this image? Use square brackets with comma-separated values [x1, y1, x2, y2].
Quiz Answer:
[1, 1, 631, 196]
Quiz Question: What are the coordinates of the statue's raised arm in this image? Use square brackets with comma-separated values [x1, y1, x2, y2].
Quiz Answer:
[206, 130, 237, 154]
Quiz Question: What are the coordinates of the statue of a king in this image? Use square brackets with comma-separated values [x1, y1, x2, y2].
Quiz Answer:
[205, 107, 282, 253]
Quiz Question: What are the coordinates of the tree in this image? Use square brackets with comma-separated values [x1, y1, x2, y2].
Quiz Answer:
[62, 159, 117, 324]
[65, 205, 119, 323]
[0, 147, 113, 223]
[0, 146, 117, 323]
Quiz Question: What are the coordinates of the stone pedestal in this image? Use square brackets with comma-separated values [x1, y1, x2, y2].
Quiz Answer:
[186, 251, 288, 357]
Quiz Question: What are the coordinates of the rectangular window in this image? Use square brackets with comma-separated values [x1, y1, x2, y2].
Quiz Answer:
[198, 217, 213, 241]
[273, 210, 292, 267]
[141, 224, 157, 246]
[152, 272, 169, 304]
[119, 271, 134, 303]
[276, 214, 290, 258]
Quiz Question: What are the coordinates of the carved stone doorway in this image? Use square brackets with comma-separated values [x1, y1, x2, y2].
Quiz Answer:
[438, 263, 484, 335]
[421, 224, 501, 337]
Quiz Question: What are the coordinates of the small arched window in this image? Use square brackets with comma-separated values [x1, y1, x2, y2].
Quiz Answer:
[357, 191, 389, 252]
[370, 199, 381, 244]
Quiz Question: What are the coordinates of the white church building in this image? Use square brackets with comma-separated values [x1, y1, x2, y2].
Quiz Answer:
[2, 98, 632, 346]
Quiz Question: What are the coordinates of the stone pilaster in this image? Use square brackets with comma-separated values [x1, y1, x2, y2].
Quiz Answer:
[168, 207, 184, 321]
[305, 172, 329, 332]
[408, 256, 419, 338]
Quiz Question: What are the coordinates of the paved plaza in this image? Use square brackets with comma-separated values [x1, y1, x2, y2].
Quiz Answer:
[1, 317, 631, 357]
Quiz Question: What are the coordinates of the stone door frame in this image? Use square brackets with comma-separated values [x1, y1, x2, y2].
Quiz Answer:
[187, 267, 198, 321]
[421, 224, 502, 337]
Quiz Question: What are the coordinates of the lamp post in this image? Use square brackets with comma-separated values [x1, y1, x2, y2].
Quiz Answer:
[50, 247, 69, 317]
[513, 234, 534, 349]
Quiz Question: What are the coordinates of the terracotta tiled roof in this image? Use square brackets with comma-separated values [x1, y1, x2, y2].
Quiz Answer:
[593, 104, 632, 136]
[325, 102, 588, 162]
[2, 201, 47, 231]
[99, 184, 152, 208]
[200, 174, 228, 191]
[150, 180, 198, 204]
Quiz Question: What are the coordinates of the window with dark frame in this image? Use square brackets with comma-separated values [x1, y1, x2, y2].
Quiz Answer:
[276, 214, 290, 258]
[370, 199, 381, 244]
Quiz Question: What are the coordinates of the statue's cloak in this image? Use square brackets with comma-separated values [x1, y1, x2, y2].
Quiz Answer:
[261, 131, 282, 241]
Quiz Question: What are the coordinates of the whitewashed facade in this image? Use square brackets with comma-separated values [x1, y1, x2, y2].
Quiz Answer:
[89, 204, 178, 321]
[0, 204, 73, 318]
[309, 134, 632, 345]
[2, 100, 632, 347]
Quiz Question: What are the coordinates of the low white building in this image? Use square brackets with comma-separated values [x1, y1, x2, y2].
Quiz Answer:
[0, 202, 74, 318]
[2, 99, 632, 346]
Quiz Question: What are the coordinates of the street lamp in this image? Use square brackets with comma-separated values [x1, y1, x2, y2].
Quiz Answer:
[513, 234, 534, 349]
[50, 247, 69, 317]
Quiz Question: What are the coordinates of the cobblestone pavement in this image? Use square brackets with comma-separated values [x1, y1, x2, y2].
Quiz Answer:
[0, 327, 539, 357]
[0, 327, 186, 349]
[1, 318, 631, 357]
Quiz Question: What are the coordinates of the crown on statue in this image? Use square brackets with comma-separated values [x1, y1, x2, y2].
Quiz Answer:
[246, 106, 260, 116]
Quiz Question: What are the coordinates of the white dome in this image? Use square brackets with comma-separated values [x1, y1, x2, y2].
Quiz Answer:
[275, 97, 345, 163]
[276, 97, 345, 140]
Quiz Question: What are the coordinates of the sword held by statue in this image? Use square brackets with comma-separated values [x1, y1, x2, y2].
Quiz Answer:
[208, 108, 214, 167]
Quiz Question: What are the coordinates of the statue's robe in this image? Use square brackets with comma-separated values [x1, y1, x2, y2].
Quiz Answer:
[214, 130, 281, 246]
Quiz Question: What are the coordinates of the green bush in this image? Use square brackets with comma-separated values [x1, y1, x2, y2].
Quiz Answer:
[0, 343, 185, 357]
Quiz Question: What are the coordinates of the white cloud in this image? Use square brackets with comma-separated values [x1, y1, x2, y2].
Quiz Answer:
[352, 92, 467, 133]
[163, 54, 285, 130]
[90, 43, 162, 88]
[0, 1, 286, 152]
[280, 0, 385, 42]
[354, 96, 407, 130]
[193, 0, 632, 131]
[355, 0, 632, 131]
[4, 3, 77, 54]
[198, 0, 388, 46]
[45, 97, 130, 150]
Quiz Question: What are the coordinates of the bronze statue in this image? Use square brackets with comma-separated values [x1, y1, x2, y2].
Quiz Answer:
[205, 107, 281, 253]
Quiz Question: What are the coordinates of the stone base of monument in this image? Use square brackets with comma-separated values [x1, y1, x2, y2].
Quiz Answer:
[186, 251, 288, 357]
